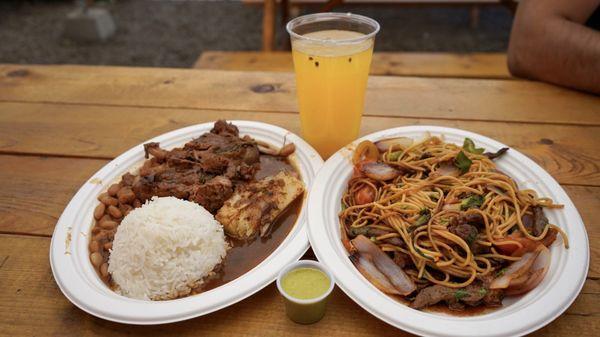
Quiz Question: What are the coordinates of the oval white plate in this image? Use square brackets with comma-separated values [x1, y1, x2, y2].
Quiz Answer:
[307, 125, 589, 337]
[50, 121, 323, 324]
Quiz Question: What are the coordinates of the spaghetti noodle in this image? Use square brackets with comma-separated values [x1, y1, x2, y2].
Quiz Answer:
[340, 135, 568, 310]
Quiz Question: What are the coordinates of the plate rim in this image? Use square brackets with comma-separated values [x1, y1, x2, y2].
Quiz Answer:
[307, 125, 589, 337]
[49, 120, 324, 324]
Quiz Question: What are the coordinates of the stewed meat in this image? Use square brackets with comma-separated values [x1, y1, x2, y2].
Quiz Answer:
[132, 120, 262, 213]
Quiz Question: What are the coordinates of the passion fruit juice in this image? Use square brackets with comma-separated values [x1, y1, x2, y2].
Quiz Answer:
[291, 30, 374, 158]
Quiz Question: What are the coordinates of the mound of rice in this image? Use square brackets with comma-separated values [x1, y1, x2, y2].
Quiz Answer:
[108, 196, 228, 300]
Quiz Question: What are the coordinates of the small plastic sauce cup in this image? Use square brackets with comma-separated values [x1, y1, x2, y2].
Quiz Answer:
[276, 260, 335, 324]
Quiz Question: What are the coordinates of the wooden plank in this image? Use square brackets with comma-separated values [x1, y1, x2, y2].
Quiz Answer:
[0, 102, 598, 186]
[1, 65, 598, 126]
[0, 155, 107, 237]
[1, 153, 598, 276]
[194, 51, 511, 79]
[0, 234, 597, 337]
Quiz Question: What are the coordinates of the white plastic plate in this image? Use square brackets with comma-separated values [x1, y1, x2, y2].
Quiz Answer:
[50, 121, 323, 324]
[307, 125, 589, 337]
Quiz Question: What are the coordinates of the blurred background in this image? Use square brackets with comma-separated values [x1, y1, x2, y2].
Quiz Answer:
[0, 0, 514, 68]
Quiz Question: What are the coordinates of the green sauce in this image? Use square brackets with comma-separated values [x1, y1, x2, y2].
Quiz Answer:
[281, 267, 330, 300]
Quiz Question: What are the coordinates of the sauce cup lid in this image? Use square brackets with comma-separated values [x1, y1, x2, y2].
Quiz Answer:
[276, 260, 335, 304]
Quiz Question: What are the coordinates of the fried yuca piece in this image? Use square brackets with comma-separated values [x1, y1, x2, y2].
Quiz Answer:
[216, 171, 304, 239]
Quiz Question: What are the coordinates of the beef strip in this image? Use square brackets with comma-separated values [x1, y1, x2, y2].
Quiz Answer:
[410, 282, 490, 310]
[480, 275, 505, 306]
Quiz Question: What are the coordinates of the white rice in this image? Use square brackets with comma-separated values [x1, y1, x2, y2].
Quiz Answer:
[108, 196, 228, 300]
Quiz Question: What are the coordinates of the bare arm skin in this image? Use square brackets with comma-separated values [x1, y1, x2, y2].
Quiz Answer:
[507, 0, 600, 94]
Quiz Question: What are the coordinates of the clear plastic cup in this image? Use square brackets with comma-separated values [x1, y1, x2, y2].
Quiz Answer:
[287, 13, 380, 158]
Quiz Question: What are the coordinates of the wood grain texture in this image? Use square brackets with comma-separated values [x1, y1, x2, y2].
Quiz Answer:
[0, 235, 597, 337]
[0, 155, 107, 236]
[0, 155, 598, 279]
[1, 65, 598, 126]
[1, 102, 598, 186]
[194, 51, 511, 79]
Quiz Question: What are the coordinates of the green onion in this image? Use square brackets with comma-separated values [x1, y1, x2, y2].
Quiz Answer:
[460, 195, 484, 210]
[478, 287, 488, 297]
[463, 138, 485, 154]
[454, 151, 473, 174]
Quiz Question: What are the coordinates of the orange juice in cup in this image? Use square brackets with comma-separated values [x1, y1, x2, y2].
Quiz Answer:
[287, 13, 380, 158]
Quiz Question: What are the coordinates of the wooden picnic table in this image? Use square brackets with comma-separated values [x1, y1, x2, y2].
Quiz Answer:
[0, 64, 598, 336]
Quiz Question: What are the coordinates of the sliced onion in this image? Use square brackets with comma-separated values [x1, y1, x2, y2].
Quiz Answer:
[360, 162, 401, 181]
[352, 235, 416, 295]
[506, 245, 551, 295]
[374, 137, 413, 153]
[432, 162, 460, 177]
[490, 249, 541, 289]
[353, 141, 379, 165]
[350, 254, 401, 295]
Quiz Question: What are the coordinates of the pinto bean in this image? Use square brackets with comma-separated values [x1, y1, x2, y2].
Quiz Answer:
[90, 252, 103, 268]
[89, 240, 100, 253]
[100, 263, 109, 278]
[93, 203, 106, 220]
[133, 199, 142, 208]
[108, 184, 121, 197]
[100, 196, 119, 207]
[97, 192, 109, 202]
[107, 205, 122, 219]
[117, 187, 136, 204]
[99, 214, 111, 223]
[103, 241, 113, 250]
[119, 203, 133, 216]
[99, 220, 118, 230]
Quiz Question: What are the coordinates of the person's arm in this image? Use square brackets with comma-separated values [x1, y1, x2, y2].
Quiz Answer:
[507, 0, 600, 94]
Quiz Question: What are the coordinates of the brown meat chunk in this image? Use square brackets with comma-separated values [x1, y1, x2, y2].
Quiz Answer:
[189, 176, 233, 213]
[211, 119, 239, 136]
[130, 120, 262, 210]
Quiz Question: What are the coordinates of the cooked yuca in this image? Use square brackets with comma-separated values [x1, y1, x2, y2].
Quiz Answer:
[108, 196, 228, 300]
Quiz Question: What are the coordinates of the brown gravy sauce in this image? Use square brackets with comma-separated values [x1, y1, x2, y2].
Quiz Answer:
[201, 155, 302, 291]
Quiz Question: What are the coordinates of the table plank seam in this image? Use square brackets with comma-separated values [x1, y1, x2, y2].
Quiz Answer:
[0, 231, 52, 239]
[1, 99, 598, 128]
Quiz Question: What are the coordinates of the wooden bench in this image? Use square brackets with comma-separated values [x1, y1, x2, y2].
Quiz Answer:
[242, 0, 515, 50]
[194, 51, 511, 79]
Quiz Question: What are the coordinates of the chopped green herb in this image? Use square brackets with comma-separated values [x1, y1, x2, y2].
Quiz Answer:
[414, 211, 431, 226]
[460, 195, 484, 210]
[496, 268, 508, 277]
[388, 150, 403, 161]
[454, 289, 469, 300]
[370, 236, 377, 242]
[478, 287, 488, 297]
[341, 202, 347, 211]
[463, 138, 485, 154]
[454, 151, 473, 174]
